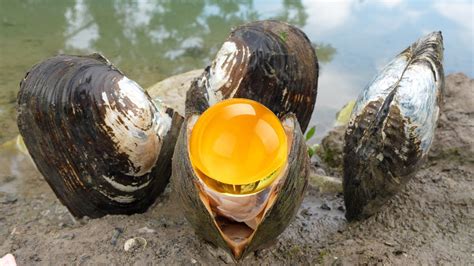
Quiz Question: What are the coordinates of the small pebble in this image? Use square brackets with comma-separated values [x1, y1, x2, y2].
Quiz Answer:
[393, 250, 405, 256]
[61, 233, 75, 240]
[310, 153, 325, 167]
[3, 175, 16, 183]
[0, 193, 17, 204]
[356, 249, 365, 254]
[0, 253, 17, 266]
[191, 258, 197, 264]
[78, 255, 90, 264]
[137, 226, 156, 234]
[79, 216, 90, 225]
[111, 227, 123, 246]
[314, 167, 326, 176]
[300, 208, 312, 217]
[124, 237, 147, 252]
[29, 254, 41, 262]
[159, 218, 169, 228]
[320, 203, 331, 210]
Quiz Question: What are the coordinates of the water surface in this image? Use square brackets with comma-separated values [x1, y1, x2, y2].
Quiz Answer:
[0, 0, 472, 143]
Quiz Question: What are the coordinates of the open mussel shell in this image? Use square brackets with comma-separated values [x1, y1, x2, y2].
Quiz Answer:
[172, 113, 309, 260]
[17, 54, 183, 218]
[343, 32, 445, 220]
[187, 20, 319, 132]
[173, 20, 315, 260]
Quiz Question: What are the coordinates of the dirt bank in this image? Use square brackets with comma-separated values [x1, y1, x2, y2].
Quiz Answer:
[0, 73, 472, 265]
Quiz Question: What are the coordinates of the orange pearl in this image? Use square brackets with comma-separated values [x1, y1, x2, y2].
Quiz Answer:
[189, 98, 288, 195]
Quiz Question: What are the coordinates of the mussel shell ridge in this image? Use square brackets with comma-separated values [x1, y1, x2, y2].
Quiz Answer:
[343, 32, 444, 220]
[175, 20, 314, 259]
[172, 114, 309, 260]
[187, 20, 318, 132]
[17, 54, 183, 218]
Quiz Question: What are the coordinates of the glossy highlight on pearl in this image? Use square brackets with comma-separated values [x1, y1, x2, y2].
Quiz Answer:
[189, 98, 288, 195]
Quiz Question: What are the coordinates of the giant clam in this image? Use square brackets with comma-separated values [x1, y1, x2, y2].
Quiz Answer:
[172, 20, 318, 260]
[343, 32, 444, 220]
[17, 54, 183, 218]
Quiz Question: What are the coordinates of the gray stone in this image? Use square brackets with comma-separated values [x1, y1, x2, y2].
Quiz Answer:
[147, 69, 203, 116]
[308, 170, 343, 193]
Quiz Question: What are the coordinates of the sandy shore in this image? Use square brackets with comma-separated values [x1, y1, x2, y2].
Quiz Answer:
[0, 73, 472, 265]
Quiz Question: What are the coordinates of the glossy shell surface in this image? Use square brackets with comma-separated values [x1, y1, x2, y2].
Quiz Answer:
[174, 20, 314, 260]
[187, 20, 318, 132]
[172, 114, 308, 260]
[343, 32, 445, 220]
[17, 54, 183, 218]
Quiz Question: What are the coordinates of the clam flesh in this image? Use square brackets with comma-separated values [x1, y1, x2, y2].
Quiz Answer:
[17, 54, 183, 218]
[343, 32, 445, 220]
[172, 20, 317, 260]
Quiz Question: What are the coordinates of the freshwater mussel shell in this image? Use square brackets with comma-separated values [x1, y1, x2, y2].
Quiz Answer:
[172, 113, 309, 260]
[343, 32, 445, 220]
[17, 54, 183, 218]
[174, 20, 314, 260]
[187, 20, 318, 132]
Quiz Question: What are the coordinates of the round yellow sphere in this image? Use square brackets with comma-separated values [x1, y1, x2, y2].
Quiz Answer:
[189, 98, 288, 195]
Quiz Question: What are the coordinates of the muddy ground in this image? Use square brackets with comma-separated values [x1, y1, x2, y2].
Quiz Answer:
[0, 73, 472, 265]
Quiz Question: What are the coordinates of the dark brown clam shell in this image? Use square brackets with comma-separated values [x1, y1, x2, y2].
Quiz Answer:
[186, 20, 318, 132]
[17, 54, 183, 218]
[343, 32, 445, 220]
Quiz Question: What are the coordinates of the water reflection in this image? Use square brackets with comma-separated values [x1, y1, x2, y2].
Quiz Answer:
[314, 43, 336, 63]
[0, 0, 330, 143]
[60, 1, 252, 83]
[275, 0, 308, 27]
[0, 137, 38, 195]
[0, 0, 472, 145]
[300, 0, 473, 141]
[64, 0, 98, 50]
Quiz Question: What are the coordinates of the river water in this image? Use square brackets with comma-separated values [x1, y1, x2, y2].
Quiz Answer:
[0, 0, 472, 143]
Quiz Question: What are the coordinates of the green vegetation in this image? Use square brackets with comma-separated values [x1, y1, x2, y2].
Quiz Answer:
[305, 125, 320, 158]
[313, 43, 337, 63]
[279, 31, 288, 42]
[316, 249, 329, 264]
